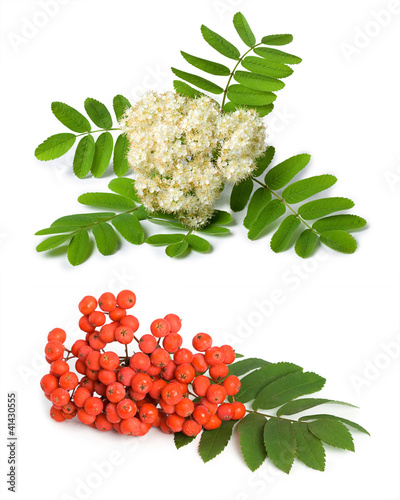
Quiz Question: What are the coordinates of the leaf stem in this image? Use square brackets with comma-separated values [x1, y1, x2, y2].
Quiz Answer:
[245, 408, 297, 423]
[75, 128, 120, 138]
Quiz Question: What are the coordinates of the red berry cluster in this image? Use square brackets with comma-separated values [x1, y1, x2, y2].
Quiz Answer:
[41, 290, 246, 437]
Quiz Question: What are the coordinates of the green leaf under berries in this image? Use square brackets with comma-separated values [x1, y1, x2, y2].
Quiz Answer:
[247, 200, 286, 240]
[227, 84, 277, 106]
[173, 80, 205, 99]
[91, 132, 113, 178]
[264, 418, 296, 473]
[308, 419, 354, 451]
[238, 413, 267, 471]
[252, 146, 276, 177]
[84, 98, 113, 129]
[292, 422, 326, 471]
[320, 230, 357, 254]
[265, 154, 311, 190]
[253, 371, 326, 410]
[187, 234, 211, 253]
[234, 71, 285, 92]
[51, 102, 91, 133]
[236, 362, 302, 404]
[243, 188, 272, 229]
[299, 414, 370, 435]
[228, 358, 271, 377]
[282, 175, 337, 204]
[113, 134, 130, 177]
[312, 215, 367, 232]
[67, 229, 90, 266]
[198, 420, 236, 463]
[230, 178, 254, 212]
[209, 210, 233, 226]
[146, 234, 185, 246]
[180, 51, 231, 76]
[36, 234, 72, 252]
[73, 135, 95, 178]
[254, 46, 302, 64]
[171, 68, 224, 94]
[233, 12, 256, 47]
[165, 240, 189, 258]
[200, 25, 240, 60]
[295, 229, 319, 258]
[270, 215, 300, 253]
[35, 133, 76, 161]
[174, 432, 196, 449]
[108, 178, 140, 202]
[276, 399, 357, 417]
[113, 94, 131, 121]
[112, 213, 144, 245]
[298, 198, 355, 220]
[242, 56, 293, 79]
[78, 192, 136, 211]
[92, 222, 117, 256]
[262, 34, 293, 46]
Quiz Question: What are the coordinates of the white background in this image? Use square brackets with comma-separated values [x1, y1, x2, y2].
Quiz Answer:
[0, 0, 399, 499]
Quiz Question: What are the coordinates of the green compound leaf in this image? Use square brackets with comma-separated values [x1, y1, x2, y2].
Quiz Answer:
[173, 80, 205, 99]
[313, 215, 367, 232]
[36, 234, 72, 252]
[253, 371, 326, 410]
[243, 188, 272, 229]
[230, 177, 254, 212]
[277, 399, 357, 417]
[174, 432, 196, 449]
[92, 222, 117, 256]
[227, 84, 277, 106]
[36, 225, 81, 236]
[308, 419, 354, 451]
[238, 413, 267, 471]
[233, 12, 256, 47]
[270, 215, 300, 253]
[51, 213, 115, 227]
[84, 98, 113, 129]
[146, 234, 185, 246]
[295, 229, 319, 258]
[234, 71, 285, 92]
[113, 134, 130, 177]
[187, 234, 211, 253]
[223, 101, 273, 117]
[180, 51, 230, 76]
[209, 210, 233, 226]
[73, 135, 95, 179]
[265, 154, 311, 190]
[91, 132, 113, 178]
[254, 46, 302, 64]
[113, 94, 131, 122]
[319, 230, 357, 254]
[198, 420, 236, 463]
[228, 358, 270, 377]
[67, 229, 90, 266]
[237, 363, 302, 404]
[298, 197, 355, 220]
[112, 213, 144, 245]
[247, 199, 286, 240]
[262, 34, 293, 46]
[264, 418, 296, 474]
[282, 175, 337, 204]
[51, 102, 91, 133]
[200, 25, 240, 60]
[253, 146, 276, 177]
[242, 56, 293, 79]
[299, 415, 370, 436]
[292, 422, 325, 471]
[171, 68, 223, 94]
[78, 192, 135, 211]
[108, 178, 140, 202]
[35, 133, 76, 161]
[165, 240, 189, 258]
[198, 226, 230, 235]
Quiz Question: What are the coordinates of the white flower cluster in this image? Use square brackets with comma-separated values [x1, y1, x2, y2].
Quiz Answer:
[119, 91, 266, 229]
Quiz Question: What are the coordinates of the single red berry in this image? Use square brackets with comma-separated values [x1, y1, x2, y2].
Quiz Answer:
[74, 387, 91, 407]
[115, 326, 134, 345]
[79, 315, 95, 333]
[117, 290, 136, 309]
[95, 413, 113, 431]
[174, 363, 195, 383]
[223, 375, 241, 396]
[99, 351, 120, 371]
[131, 373, 152, 394]
[94, 381, 107, 396]
[109, 307, 126, 322]
[117, 367, 135, 386]
[161, 382, 183, 406]
[59, 371, 79, 390]
[200, 397, 218, 415]
[120, 417, 141, 435]
[175, 398, 194, 418]
[138, 403, 158, 424]
[105, 402, 121, 423]
[203, 413, 222, 430]
[47, 328, 66, 343]
[150, 348, 170, 368]
[192, 333, 212, 352]
[192, 375, 211, 397]
[62, 401, 77, 415]
[191, 353, 208, 373]
[71, 339, 88, 357]
[50, 359, 69, 377]
[77, 409, 96, 425]
[160, 360, 177, 381]
[164, 314, 182, 333]
[204, 346, 224, 366]
[166, 413, 185, 432]
[50, 388, 70, 406]
[217, 403, 234, 421]
[173, 348, 193, 365]
[160, 420, 174, 434]
[206, 384, 226, 404]
[98, 292, 117, 312]
[150, 319, 170, 338]
[106, 382, 126, 403]
[85, 351, 101, 370]
[116, 398, 137, 419]
[50, 406, 65, 422]
[79, 296, 97, 315]
[220, 345, 236, 364]
[44, 340, 64, 361]
[120, 315, 139, 332]
[84, 396, 104, 416]
[99, 323, 117, 343]
[98, 369, 117, 386]
[209, 363, 229, 381]
[40, 374, 58, 394]
[148, 379, 167, 399]
[182, 419, 202, 437]
[88, 332, 107, 350]
[231, 402, 246, 420]
[75, 359, 87, 375]
[130, 352, 151, 372]
[139, 334, 157, 354]
[193, 405, 211, 425]
[89, 311, 106, 328]
[162, 332, 183, 353]
[78, 345, 93, 363]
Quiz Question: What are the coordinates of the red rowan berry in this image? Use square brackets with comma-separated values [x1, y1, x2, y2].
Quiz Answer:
[160, 420, 174, 434]
[50, 388, 70, 406]
[173, 348, 193, 365]
[59, 371, 79, 390]
[217, 403, 234, 421]
[220, 345, 236, 364]
[192, 333, 212, 352]
[106, 382, 126, 403]
[75, 359, 87, 375]
[40, 374, 58, 394]
[147, 364, 162, 377]
[109, 307, 126, 322]
[166, 413, 185, 432]
[117, 367, 135, 386]
[95, 413, 113, 431]
[78, 345, 93, 363]
[150, 318, 170, 338]
[164, 314, 182, 333]
[79, 296, 97, 315]
[50, 406, 65, 422]
[130, 352, 151, 372]
[88, 332, 107, 350]
[193, 405, 211, 425]
[200, 397, 218, 415]
[192, 375, 211, 397]
[115, 326, 134, 345]
[138, 403, 158, 424]
[98, 369, 117, 386]
[105, 402, 121, 423]
[231, 402, 246, 420]
[99, 324, 117, 343]
[85, 351, 101, 370]
[223, 375, 241, 396]
[77, 408, 96, 425]
[204, 346, 223, 366]
[74, 387, 91, 407]
[117, 398, 137, 419]
[148, 379, 167, 399]
[120, 417, 141, 435]
[48, 328, 66, 343]
[175, 398, 194, 418]
[160, 360, 177, 381]
[175, 363, 195, 384]
[79, 315, 95, 333]
[120, 315, 139, 332]
[131, 373, 152, 394]
[62, 402, 77, 415]
[98, 292, 117, 312]
[209, 363, 229, 381]
[129, 389, 146, 401]
[162, 332, 183, 353]
[71, 339, 88, 357]
[94, 381, 107, 396]
[89, 311, 106, 328]
[191, 353, 208, 373]
[182, 419, 202, 437]
[203, 413, 222, 430]
[117, 290, 136, 309]
[99, 351, 119, 371]
[150, 348, 170, 368]
[50, 359, 69, 377]
[79, 377, 94, 393]
[85, 368, 99, 381]
[84, 396, 104, 416]
[45, 340, 64, 361]
[161, 382, 183, 406]
[206, 384, 226, 404]
[139, 334, 157, 354]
